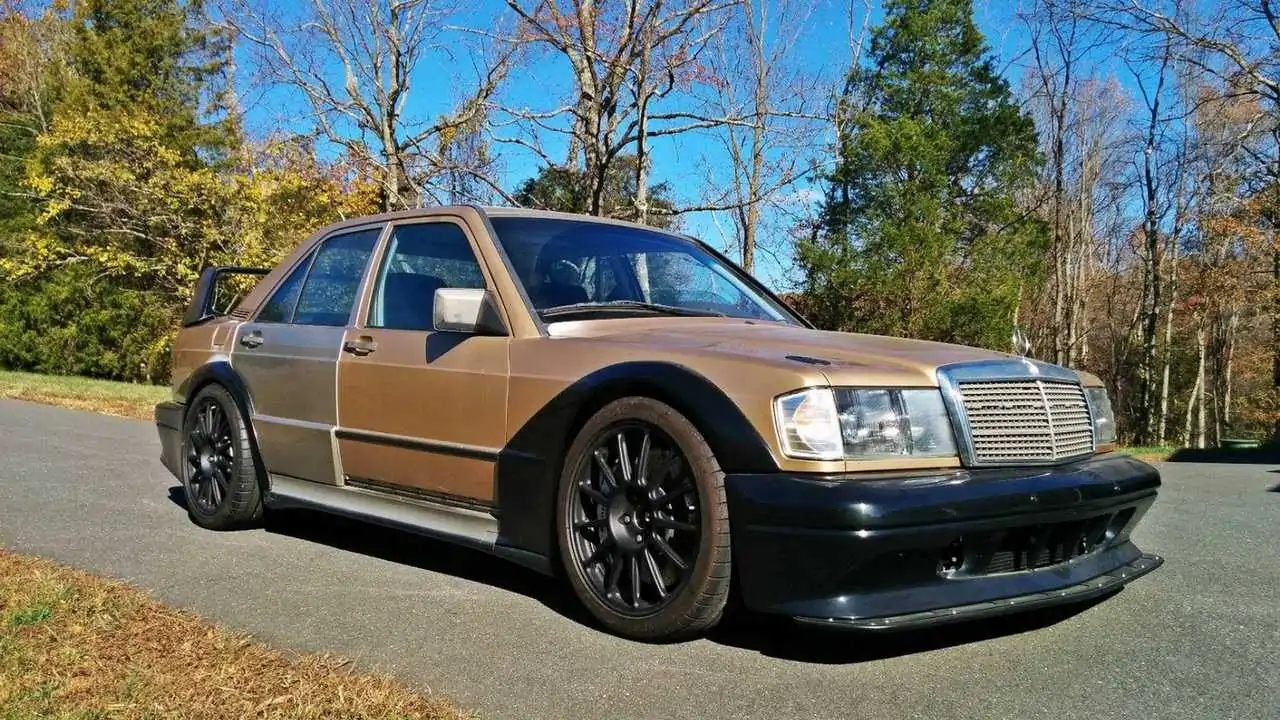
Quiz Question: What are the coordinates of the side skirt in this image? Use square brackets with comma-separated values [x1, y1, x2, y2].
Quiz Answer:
[265, 475, 552, 575]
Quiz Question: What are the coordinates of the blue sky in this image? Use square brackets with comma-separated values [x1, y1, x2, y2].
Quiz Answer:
[237, 1, 1037, 291]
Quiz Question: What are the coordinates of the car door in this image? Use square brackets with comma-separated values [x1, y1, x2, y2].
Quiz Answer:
[336, 218, 510, 506]
[232, 225, 383, 485]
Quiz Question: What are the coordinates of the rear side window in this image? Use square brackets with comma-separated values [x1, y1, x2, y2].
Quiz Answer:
[256, 254, 311, 323]
[369, 223, 486, 331]
[292, 228, 381, 327]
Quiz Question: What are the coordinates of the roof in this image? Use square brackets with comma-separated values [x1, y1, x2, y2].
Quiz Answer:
[312, 205, 679, 237]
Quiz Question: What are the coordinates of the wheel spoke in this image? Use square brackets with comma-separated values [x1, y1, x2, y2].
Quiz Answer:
[577, 480, 608, 506]
[635, 431, 651, 488]
[209, 471, 224, 505]
[650, 533, 688, 571]
[604, 553, 623, 592]
[593, 448, 619, 492]
[616, 432, 632, 485]
[628, 556, 641, 608]
[583, 540, 611, 568]
[652, 516, 696, 533]
[651, 482, 692, 508]
[643, 548, 667, 599]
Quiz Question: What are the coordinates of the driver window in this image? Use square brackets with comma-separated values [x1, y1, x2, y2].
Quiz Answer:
[369, 222, 486, 331]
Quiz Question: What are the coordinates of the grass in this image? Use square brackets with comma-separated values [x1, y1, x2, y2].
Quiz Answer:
[0, 550, 470, 720]
[0, 370, 167, 420]
[1120, 445, 1179, 462]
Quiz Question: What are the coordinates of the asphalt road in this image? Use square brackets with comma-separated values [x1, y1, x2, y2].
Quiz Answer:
[0, 398, 1276, 720]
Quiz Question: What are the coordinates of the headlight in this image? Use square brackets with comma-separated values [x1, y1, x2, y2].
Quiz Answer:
[774, 387, 958, 460]
[1085, 386, 1117, 445]
[774, 388, 844, 460]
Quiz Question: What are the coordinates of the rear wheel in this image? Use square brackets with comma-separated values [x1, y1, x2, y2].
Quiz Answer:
[181, 384, 263, 530]
[557, 397, 731, 641]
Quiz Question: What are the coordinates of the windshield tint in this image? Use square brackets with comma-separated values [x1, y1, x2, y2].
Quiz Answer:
[488, 217, 799, 324]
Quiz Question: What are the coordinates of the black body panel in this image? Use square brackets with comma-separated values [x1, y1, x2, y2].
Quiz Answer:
[725, 453, 1161, 624]
[796, 553, 1163, 630]
[155, 401, 184, 479]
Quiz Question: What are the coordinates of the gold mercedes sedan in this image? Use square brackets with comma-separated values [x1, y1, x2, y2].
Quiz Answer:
[155, 207, 1162, 641]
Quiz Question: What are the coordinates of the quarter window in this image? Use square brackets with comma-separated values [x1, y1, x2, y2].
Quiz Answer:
[256, 253, 311, 323]
[370, 223, 486, 331]
[291, 228, 381, 327]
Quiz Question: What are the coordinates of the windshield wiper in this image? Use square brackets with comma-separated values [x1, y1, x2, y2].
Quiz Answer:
[539, 300, 726, 320]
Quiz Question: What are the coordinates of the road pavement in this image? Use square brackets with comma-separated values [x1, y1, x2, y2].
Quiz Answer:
[0, 398, 1276, 719]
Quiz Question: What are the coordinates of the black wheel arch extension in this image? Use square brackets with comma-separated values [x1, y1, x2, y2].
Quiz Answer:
[495, 361, 780, 566]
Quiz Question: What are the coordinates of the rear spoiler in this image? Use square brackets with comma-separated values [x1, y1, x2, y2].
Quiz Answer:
[183, 266, 271, 327]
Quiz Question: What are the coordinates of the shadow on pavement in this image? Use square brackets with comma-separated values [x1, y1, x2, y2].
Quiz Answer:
[165, 485, 592, 626]
[166, 485, 1120, 662]
[1166, 446, 1280, 464]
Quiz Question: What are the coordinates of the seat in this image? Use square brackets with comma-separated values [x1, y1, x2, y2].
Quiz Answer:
[534, 281, 589, 308]
[380, 273, 446, 331]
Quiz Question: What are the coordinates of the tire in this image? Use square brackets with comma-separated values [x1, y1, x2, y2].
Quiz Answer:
[556, 397, 731, 641]
[180, 384, 264, 530]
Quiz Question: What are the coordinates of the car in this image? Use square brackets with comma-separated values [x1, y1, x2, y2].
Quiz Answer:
[155, 206, 1163, 642]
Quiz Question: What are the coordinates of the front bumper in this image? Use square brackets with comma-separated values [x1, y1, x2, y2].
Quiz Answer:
[156, 401, 184, 480]
[726, 453, 1161, 629]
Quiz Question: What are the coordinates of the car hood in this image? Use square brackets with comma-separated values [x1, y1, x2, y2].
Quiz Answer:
[547, 317, 1018, 386]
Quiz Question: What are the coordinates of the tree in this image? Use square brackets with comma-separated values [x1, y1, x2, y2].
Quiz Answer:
[500, 0, 736, 220]
[797, 0, 1046, 350]
[1082, 0, 1280, 439]
[229, 0, 515, 211]
[7, 0, 237, 298]
[513, 155, 676, 227]
[696, 0, 825, 273]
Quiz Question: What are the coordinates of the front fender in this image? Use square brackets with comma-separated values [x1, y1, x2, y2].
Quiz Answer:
[495, 361, 779, 566]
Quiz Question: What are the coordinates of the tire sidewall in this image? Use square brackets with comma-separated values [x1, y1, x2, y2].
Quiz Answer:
[556, 396, 730, 641]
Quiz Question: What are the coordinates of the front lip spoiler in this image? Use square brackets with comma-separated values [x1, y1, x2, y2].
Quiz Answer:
[794, 553, 1163, 632]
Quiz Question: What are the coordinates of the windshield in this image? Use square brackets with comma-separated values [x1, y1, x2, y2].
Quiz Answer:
[488, 216, 800, 325]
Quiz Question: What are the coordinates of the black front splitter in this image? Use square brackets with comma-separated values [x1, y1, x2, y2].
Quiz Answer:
[794, 553, 1163, 632]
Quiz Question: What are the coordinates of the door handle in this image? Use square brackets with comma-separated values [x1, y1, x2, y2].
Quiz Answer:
[342, 336, 377, 356]
[239, 332, 264, 349]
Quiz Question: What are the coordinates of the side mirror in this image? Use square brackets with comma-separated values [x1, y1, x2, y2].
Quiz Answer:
[433, 288, 507, 335]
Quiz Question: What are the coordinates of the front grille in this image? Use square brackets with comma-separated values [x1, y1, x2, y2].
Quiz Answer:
[958, 379, 1094, 464]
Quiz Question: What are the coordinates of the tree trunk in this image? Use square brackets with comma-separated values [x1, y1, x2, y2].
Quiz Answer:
[1194, 324, 1207, 449]
[633, 18, 652, 225]
[1224, 309, 1237, 427]
[1157, 235, 1178, 445]
[1273, 243, 1280, 441]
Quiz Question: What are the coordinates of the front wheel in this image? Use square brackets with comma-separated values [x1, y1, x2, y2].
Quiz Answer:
[180, 384, 264, 530]
[556, 397, 731, 641]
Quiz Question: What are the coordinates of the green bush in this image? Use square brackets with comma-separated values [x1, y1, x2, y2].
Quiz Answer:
[0, 265, 176, 383]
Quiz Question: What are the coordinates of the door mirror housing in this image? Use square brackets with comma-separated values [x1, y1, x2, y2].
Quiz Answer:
[433, 288, 507, 335]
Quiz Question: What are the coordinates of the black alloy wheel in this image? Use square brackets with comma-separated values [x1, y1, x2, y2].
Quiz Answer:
[557, 397, 731, 641]
[185, 395, 235, 514]
[180, 384, 264, 530]
[567, 422, 701, 614]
